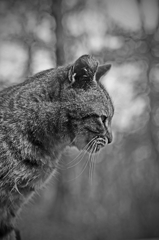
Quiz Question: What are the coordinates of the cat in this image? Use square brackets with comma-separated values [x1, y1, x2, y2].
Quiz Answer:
[0, 54, 114, 240]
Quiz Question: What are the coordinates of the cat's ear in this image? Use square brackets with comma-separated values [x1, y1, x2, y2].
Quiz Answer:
[96, 64, 111, 81]
[68, 55, 98, 87]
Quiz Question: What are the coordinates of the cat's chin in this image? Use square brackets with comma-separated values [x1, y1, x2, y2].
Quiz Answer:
[85, 144, 105, 153]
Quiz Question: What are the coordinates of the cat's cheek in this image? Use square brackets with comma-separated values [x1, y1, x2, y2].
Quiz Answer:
[74, 135, 87, 151]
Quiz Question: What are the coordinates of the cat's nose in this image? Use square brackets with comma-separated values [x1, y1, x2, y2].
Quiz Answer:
[107, 131, 113, 144]
[100, 121, 113, 144]
[104, 125, 113, 144]
[99, 129, 112, 144]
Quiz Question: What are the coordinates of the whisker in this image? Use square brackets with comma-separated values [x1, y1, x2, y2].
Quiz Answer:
[65, 138, 99, 181]
[66, 150, 86, 167]
[66, 153, 91, 182]
[95, 148, 100, 163]
[55, 137, 96, 170]
[66, 151, 87, 169]
[47, 137, 98, 171]
[66, 136, 98, 166]
[55, 143, 88, 171]
[88, 142, 96, 175]
[55, 136, 99, 172]
[89, 142, 97, 184]
[66, 139, 96, 169]
[88, 152, 94, 183]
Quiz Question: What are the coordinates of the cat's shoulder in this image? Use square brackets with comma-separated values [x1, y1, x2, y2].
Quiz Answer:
[0, 68, 56, 104]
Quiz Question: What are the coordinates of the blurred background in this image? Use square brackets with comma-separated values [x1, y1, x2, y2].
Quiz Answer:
[1, 0, 159, 239]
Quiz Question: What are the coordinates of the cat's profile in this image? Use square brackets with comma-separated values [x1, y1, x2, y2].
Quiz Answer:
[0, 54, 114, 240]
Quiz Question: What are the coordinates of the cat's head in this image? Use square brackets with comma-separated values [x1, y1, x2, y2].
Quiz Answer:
[59, 55, 114, 153]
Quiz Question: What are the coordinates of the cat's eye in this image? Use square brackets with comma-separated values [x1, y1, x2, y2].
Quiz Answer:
[101, 115, 107, 124]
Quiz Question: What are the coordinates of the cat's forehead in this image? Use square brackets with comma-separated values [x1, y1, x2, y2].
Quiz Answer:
[81, 84, 113, 117]
[92, 94, 113, 117]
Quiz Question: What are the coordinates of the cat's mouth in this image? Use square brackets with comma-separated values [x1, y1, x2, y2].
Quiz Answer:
[72, 135, 109, 153]
[86, 136, 108, 153]
[95, 136, 108, 152]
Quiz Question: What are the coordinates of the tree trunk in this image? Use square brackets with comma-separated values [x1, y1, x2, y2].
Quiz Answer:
[51, 0, 65, 66]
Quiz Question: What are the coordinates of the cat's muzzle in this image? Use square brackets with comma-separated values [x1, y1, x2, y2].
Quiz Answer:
[95, 136, 108, 152]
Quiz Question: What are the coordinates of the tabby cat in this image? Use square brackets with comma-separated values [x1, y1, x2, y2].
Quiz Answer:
[0, 55, 114, 240]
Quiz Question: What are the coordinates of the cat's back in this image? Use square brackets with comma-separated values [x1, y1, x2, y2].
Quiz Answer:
[0, 68, 57, 109]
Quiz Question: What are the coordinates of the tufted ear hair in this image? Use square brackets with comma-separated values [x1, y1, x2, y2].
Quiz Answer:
[68, 55, 98, 89]
[96, 64, 111, 81]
